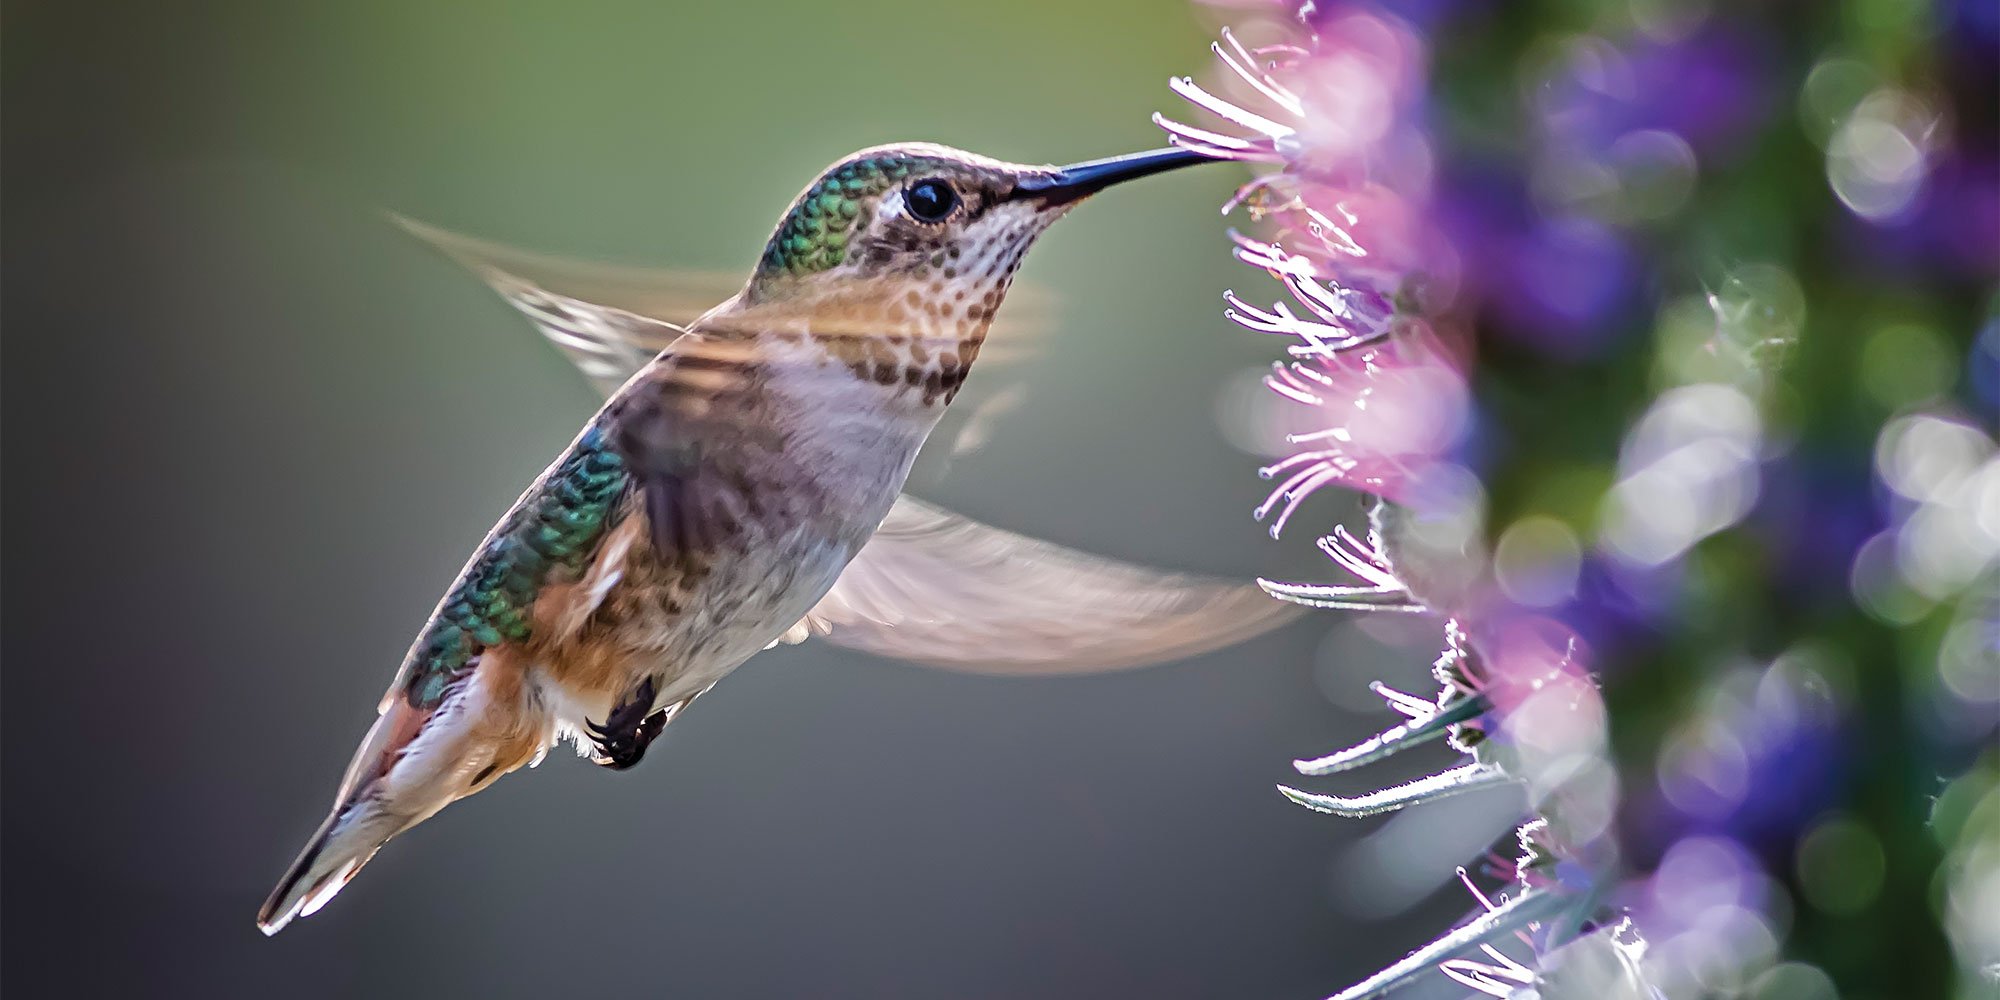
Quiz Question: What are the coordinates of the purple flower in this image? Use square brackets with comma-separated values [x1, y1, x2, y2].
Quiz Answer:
[1159, 10, 1472, 522]
[1839, 150, 2000, 280]
[1432, 167, 1643, 356]
[1533, 28, 1772, 162]
[1169, 1, 1986, 995]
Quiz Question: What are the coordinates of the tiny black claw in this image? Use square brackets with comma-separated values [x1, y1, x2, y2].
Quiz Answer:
[586, 677, 664, 770]
[635, 708, 668, 745]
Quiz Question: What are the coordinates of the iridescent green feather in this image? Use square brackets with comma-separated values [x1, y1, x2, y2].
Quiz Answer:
[759, 154, 930, 276]
[402, 425, 628, 708]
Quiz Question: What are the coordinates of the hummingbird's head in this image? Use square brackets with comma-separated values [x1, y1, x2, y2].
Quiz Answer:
[744, 143, 1207, 323]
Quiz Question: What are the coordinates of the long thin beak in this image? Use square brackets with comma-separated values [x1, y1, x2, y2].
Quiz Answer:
[1011, 147, 1212, 205]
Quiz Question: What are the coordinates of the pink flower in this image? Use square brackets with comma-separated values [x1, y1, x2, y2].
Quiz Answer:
[1165, 18, 1632, 997]
[1159, 12, 1469, 524]
[1157, 15, 1430, 188]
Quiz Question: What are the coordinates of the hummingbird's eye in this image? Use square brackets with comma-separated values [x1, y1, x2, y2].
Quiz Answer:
[905, 179, 958, 223]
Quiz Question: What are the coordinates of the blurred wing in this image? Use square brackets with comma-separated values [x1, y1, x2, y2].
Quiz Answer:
[392, 214, 737, 393]
[778, 496, 1302, 675]
[391, 214, 1053, 398]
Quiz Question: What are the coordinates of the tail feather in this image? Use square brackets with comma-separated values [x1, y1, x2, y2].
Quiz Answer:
[258, 659, 548, 935]
[256, 814, 376, 935]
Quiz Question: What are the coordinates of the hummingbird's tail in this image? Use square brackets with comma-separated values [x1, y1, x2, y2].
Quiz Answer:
[257, 654, 550, 935]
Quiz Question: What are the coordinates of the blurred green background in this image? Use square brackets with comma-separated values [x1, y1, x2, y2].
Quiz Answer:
[3, 2, 1515, 997]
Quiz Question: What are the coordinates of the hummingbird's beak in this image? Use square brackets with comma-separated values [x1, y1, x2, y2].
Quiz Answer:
[1011, 147, 1212, 205]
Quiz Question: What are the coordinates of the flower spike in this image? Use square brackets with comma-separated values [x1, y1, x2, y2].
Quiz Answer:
[1325, 888, 1570, 1000]
[1292, 693, 1491, 774]
[1277, 761, 1520, 817]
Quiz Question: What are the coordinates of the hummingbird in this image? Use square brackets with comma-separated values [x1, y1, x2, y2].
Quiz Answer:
[257, 143, 1298, 934]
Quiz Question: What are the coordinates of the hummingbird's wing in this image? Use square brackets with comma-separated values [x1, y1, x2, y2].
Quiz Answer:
[392, 214, 1051, 381]
[391, 214, 1052, 460]
[397, 216, 1298, 674]
[771, 495, 1301, 674]
[391, 215, 706, 394]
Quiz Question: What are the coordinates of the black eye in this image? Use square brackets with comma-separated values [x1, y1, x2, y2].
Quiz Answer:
[906, 179, 958, 222]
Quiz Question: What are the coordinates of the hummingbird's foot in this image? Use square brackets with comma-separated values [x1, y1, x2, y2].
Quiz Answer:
[585, 677, 667, 770]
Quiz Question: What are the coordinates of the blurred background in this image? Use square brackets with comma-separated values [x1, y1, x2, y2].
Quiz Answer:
[1138, 1, 1995, 997]
[3, 2, 1518, 998]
